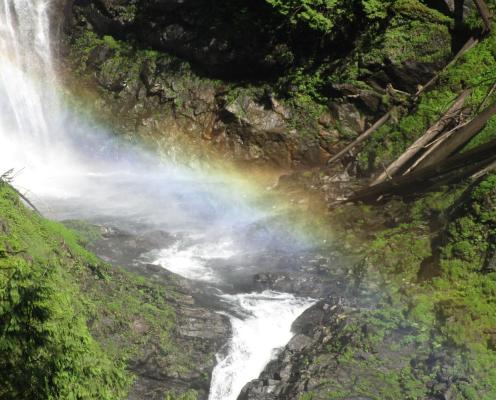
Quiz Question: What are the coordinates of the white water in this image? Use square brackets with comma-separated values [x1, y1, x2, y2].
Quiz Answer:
[209, 292, 314, 400]
[0, 2, 317, 399]
[152, 235, 237, 282]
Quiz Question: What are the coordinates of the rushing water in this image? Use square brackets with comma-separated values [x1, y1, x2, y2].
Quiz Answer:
[209, 292, 313, 400]
[0, 1, 317, 399]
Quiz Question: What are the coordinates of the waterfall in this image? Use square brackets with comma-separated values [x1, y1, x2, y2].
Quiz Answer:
[0, 2, 317, 399]
[0, 0, 61, 172]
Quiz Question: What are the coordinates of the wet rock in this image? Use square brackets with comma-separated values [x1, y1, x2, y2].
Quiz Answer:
[129, 295, 230, 400]
[330, 83, 383, 114]
[178, 306, 229, 340]
[286, 334, 312, 352]
[329, 102, 366, 137]
[225, 95, 286, 131]
[68, 223, 230, 400]
[253, 272, 335, 298]
[238, 297, 350, 400]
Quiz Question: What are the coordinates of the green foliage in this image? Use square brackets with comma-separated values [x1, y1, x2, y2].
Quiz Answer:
[361, 0, 389, 20]
[264, 0, 395, 32]
[361, 28, 496, 171]
[264, 0, 351, 32]
[0, 184, 190, 399]
[329, 174, 496, 398]
[0, 185, 130, 399]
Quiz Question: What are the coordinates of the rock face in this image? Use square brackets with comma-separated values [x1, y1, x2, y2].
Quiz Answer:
[75, 223, 231, 400]
[128, 286, 229, 400]
[62, 0, 457, 170]
[238, 297, 466, 400]
[128, 282, 230, 400]
[67, 0, 292, 78]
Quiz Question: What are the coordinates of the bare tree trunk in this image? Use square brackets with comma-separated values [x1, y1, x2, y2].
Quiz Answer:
[327, 111, 391, 166]
[472, 0, 492, 32]
[402, 121, 467, 175]
[409, 101, 496, 171]
[371, 90, 471, 186]
[345, 138, 496, 203]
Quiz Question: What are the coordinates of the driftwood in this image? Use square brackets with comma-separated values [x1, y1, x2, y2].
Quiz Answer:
[415, 37, 479, 98]
[473, 0, 492, 32]
[371, 90, 471, 185]
[327, 111, 391, 166]
[408, 100, 496, 171]
[346, 138, 496, 203]
[328, 4, 489, 171]
[0, 169, 40, 214]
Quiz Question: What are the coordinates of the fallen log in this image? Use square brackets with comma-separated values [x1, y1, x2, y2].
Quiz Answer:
[404, 83, 496, 174]
[328, 9, 490, 165]
[371, 90, 471, 185]
[402, 119, 470, 175]
[473, 0, 492, 33]
[345, 138, 496, 203]
[327, 111, 391, 166]
[408, 100, 496, 171]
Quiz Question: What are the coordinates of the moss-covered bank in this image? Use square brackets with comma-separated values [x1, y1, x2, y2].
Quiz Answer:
[0, 182, 219, 400]
[320, 173, 496, 399]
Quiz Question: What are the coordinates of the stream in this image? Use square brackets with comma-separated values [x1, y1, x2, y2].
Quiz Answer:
[0, 1, 322, 399]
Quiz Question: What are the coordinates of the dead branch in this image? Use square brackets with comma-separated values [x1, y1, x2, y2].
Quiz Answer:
[476, 80, 496, 113]
[327, 111, 391, 166]
[408, 100, 496, 171]
[402, 120, 469, 175]
[470, 159, 496, 181]
[371, 90, 471, 185]
[345, 138, 496, 203]
[472, 0, 492, 33]
[405, 84, 496, 175]
[0, 170, 40, 214]
[415, 37, 479, 98]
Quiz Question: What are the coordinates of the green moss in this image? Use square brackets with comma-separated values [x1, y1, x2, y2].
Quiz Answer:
[327, 173, 496, 398]
[0, 183, 130, 399]
[361, 28, 496, 171]
[0, 182, 195, 399]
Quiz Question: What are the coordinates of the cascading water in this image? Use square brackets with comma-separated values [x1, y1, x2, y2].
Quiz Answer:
[0, 1, 318, 399]
[0, 0, 60, 169]
[208, 292, 314, 400]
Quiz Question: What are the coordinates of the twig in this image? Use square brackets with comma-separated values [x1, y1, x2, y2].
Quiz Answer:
[476, 80, 496, 113]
